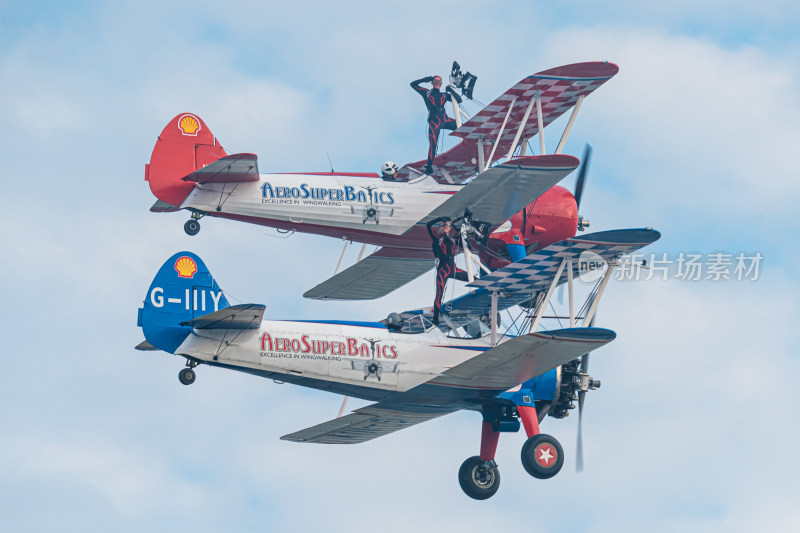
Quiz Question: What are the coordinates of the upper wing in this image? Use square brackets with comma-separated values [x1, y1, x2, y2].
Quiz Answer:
[434, 327, 615, 390]
[421, 154, 579, 225]
[181, 153, 260, 184]
[179, 303, 265, 329]
[397, 62, 619, 183]
[401, 228, 661, 330]
[304, 156, 578, 301]
[281, 404, 454, 444]
[453, 62, 618, 145]
[304, 247, 435, 300]
[396, 140, 489, 183]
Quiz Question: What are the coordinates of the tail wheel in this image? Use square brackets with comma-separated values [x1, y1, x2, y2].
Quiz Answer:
[521, 433, 564, 479]
[178, 368, 196, 385]
[458, 456, 500, 500]
[184, 219, 201, 236]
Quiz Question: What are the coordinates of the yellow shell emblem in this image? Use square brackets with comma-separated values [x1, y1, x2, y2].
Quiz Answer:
[174, 256, 198, 279]
[178, 114, 201, 136]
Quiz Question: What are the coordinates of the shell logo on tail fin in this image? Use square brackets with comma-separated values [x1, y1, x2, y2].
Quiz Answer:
[175, 256, 198, 278]
[178, 114, 201, 136]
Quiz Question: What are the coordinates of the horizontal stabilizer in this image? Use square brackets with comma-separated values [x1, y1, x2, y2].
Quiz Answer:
[135, 340, 159, 351]
[182, 153, 260, 184]
[180, 303, 265, 329]
[304, 248, 435, 300]
[281, 404, 450, 444]
[434, 327, 615, 390]
[149, 199, 180, 213]
[423, 154, 579, 226]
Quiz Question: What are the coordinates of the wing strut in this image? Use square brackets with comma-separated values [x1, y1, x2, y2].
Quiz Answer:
[583, 260, 617, 325]
[490, 291, 499, 345]
[536, 93, 545, 155]
[555, 94, 585, 155]
[568, 258, 575, 327]
[334, 239, 350, 275]
[506, 96, 537, 161]
[485, 97, 516, 169]
[450, 94, 464, 128]
[530, 257, 568, 333]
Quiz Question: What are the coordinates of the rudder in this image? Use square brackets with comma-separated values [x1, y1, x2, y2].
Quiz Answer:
[137, 252, 230, 353]
[145, 113, 228, 208]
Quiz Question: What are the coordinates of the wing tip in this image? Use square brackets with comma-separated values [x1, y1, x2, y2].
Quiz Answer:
[534, 327, 617, 343]
[534, 61, 620, 79]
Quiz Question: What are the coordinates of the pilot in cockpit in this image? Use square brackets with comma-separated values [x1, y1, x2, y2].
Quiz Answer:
[380, 160, 400, 181]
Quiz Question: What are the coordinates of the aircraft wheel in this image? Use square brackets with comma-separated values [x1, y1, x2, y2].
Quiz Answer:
[521, 434, 563, 479]
[178, 368, 196, 385]
[458, 456, 500, 500]
[184, 219, 201, 236]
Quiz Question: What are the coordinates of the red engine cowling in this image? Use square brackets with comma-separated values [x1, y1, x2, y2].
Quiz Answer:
[480, 185, 578, 270]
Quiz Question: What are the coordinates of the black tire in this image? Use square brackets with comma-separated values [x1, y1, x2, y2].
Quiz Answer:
[458, 456, 500, 500]
[178, 368, 196, 385]
[184, 219, 201, 236]
[521, 434, 564, 479]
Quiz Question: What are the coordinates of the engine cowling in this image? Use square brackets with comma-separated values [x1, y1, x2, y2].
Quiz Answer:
[481, 185, 578, 270]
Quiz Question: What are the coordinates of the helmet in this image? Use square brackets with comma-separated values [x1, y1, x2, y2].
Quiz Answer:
[381, 161, 399, 178]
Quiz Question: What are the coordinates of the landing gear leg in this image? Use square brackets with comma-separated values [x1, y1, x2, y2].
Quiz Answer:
[458, 421, 501, 500]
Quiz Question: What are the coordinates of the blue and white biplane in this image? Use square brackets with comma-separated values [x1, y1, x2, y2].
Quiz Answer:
[136, 227, 659, 499]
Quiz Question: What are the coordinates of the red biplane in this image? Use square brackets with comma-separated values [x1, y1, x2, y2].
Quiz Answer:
[144, 61, 619, 300]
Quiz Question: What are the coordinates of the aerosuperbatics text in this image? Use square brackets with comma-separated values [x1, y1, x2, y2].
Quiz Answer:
[261, 183, 395, 207]
[259, 332, 398, 361]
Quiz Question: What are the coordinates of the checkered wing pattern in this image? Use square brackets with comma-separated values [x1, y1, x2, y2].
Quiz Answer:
[402, 228, 659, 330]
[453, 71, 616, 146]
[396, 62, 619, 185]
[396, 139, 488, 183]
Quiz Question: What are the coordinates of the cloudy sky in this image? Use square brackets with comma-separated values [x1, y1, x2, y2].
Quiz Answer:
[2, 1, 798, 531]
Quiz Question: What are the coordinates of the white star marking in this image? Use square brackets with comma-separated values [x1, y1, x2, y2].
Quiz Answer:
[538, 446, 554, 465]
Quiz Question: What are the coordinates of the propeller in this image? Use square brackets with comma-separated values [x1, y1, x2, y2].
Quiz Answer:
[575, 313, 596, 473]
[575, 144, 592, 231]
[574, 144, 592, 211]
[575, 352, 589, 472]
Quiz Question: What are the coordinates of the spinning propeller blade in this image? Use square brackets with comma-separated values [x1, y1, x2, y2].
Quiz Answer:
[574, 144, 592, 211]
[575, 314, 595, 473]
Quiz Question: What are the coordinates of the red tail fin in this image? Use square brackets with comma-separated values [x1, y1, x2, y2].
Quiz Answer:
[145, 113, 228, 207]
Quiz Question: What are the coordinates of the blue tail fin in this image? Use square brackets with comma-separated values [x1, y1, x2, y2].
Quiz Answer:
[137, 252, 230, 353]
